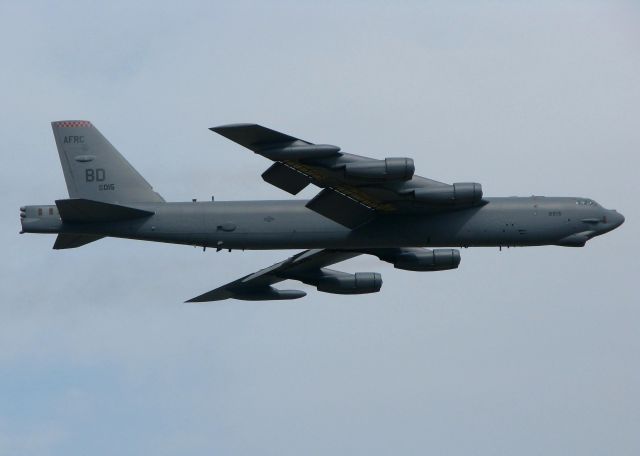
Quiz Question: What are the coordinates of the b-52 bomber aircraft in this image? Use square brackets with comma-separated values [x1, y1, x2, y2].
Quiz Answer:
[20, 121, 624, 301]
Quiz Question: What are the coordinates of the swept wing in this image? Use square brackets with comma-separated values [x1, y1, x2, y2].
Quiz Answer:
[211, 124, 486, 228]
[187, 249, 363, 302]
[187, 247, 461, 302]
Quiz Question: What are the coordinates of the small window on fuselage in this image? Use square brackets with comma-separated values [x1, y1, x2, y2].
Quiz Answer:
[37, 208, 42, 216]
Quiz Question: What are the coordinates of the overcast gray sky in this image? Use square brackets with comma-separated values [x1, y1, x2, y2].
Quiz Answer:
[1, 1, 638, 455]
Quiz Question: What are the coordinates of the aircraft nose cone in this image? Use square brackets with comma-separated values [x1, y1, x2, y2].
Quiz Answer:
[609, 210, 625, 229]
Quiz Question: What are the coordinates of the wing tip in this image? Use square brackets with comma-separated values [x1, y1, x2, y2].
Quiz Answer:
[185, 290, 231, 303]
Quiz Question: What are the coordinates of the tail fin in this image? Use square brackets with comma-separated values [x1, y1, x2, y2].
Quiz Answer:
[52, 120, 164, 203]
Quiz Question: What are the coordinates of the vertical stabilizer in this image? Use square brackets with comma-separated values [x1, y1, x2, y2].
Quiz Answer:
[52, 120, 164, 203]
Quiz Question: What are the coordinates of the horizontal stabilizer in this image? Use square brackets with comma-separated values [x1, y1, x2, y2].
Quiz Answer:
[56, 198, 154, 223]
[53, 233, 105, 249]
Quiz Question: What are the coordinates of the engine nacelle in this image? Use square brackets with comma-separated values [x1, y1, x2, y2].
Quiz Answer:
[344, 157, 415, 181]
[413, 182, 483, 205]
[317, 272, 382, 295]
[393, 249, 461, 271]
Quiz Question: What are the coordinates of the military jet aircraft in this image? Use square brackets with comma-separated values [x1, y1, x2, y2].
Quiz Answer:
[20, 121, 624, 301]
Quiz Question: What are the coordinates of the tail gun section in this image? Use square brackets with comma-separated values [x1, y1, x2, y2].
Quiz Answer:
[20, 199, 154, 249]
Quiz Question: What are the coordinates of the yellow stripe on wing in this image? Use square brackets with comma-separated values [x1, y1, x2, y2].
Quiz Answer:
[284, 160, 396, 212]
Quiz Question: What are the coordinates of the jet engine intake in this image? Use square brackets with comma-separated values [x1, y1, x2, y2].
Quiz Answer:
[344, 158, 415, 181]
[413, 182, 483, 205]
[393, 249, 461, 271]
[316, 272, 382, 295]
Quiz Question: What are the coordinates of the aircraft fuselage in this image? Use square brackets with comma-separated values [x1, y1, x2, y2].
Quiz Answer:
[21, 196, 624, 250]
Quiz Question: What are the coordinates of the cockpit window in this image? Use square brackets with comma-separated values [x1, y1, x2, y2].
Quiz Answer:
[576, 199, 597, 206]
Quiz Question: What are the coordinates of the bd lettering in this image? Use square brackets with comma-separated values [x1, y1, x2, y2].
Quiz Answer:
[85, 168, 106, 182]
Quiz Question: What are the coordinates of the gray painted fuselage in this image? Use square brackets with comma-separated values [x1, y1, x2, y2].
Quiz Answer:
[22, 196, 625, 249]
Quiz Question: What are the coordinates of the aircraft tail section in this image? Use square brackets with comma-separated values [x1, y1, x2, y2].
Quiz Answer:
[20, 199, 153, 248]
[52, 120, 164, 204]
[50, 199, 154, 249]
